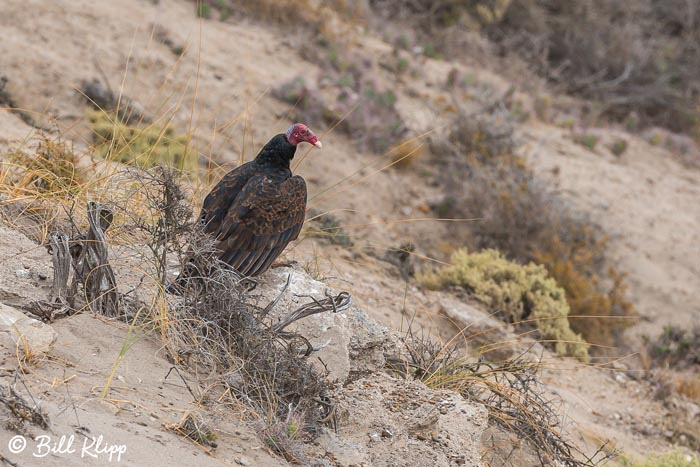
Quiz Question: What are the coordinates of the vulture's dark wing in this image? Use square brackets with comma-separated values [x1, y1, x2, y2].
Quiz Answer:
[199, 161, 258, 236]
[214, 174, 306, 276]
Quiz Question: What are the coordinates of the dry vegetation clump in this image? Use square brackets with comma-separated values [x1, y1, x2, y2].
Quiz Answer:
[486, 0, 700, 134]
[305, 210, 353, 247]
[7, 136, 88, 197]
[433, 107, 517, 165]
[368, 0, 506, 60]
[164, 412, 218, 448]
[195, 0, 369, 39]
[80, 78, 148, 125]
[432, 108, 635, 353]
[646, 325, 700, 370]
[88, 110, 197, 175]
[0, 382, 50, 436]
[419, 248, 589, 361]
[0, 136, 95, 244]
[273, 42, 408, 153]
[388, 330, 612, 466]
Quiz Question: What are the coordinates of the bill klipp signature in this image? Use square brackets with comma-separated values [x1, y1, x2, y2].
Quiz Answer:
[8, 434, 127, 462]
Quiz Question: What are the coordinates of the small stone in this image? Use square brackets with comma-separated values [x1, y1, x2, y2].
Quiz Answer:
[235, 456, 251, 466]
[368, 432, 380, 443]
[381, 428, 393, 438]
[15, 269, 31, 278]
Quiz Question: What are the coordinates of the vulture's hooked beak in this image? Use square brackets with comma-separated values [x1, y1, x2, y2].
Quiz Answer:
[313, 140, 323, 149]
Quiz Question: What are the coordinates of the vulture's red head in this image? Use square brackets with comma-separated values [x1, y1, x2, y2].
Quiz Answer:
[285, 123, 322, 148]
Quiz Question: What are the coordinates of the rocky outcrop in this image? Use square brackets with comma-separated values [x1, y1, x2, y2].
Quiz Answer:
[255, 266, 395, 385]
[256, 267, 488, 466]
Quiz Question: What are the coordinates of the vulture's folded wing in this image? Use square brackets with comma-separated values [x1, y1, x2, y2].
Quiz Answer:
[214, 174, 307, 276]
[199, 161, 257, 236]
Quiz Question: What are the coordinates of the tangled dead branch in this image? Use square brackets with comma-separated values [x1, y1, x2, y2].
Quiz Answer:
[388, 328, 615, 466]
[31, 201, 121, 320]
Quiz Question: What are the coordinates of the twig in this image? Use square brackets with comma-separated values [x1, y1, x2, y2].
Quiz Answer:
[164, 366, 198, 402]
[271, 292, 352, 334]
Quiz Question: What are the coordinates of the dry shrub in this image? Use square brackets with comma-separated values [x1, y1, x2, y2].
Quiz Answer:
[198, 0, 369, 39]
[273, 58, 408, 154]
[368, 0, 507, 59]
[433, 109, 635, 353]
[531, 230, 635, 349]
[388, 329, 612, 466]
[573, 133, 599, 152]
[646, 325, 700, 369]
[257, 409, 307, 463]
[1, 136, 92, 243]
[610, 139, 628, 156]
[165, 412, 218, 448]
[389, 138, 426, 168]
[487, 0, 700, 134]
[675, 376, 700, 402]
[305, 210, 353, 247]
[0, 382, 50, 436]
[8, 136, 87, 197]
[432, 107, 516, 164]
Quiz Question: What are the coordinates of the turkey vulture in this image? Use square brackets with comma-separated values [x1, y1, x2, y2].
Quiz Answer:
[183, 123, 321, 282]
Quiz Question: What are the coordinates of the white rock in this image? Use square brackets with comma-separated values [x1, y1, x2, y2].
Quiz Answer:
[0, 303, 57, 355]
[15, 269, 31, 278]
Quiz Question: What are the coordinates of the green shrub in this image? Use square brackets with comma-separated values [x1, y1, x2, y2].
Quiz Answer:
[88, 111, 196, 175]
[573, 133, 598, 151]
[610, 138, 628, 156]
[620, 450, 700, 467]
[419, 248, 590, 361]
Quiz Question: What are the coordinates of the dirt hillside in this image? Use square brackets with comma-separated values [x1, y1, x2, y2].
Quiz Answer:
[0, 0, 699, 466]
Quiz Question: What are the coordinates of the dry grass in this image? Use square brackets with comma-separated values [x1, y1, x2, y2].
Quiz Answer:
[0, 380, 50, 436]
[675, 376, 700, 402]
[165, 411, 218, 448]
[387, 328, 614, 466]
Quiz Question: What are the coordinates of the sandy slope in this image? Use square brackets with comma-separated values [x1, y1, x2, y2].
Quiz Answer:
[522, 124, 700, 341]
[0, 0, 698, 464]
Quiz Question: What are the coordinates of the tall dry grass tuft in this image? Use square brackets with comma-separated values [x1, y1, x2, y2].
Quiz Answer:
[387, 325, 615, 466]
